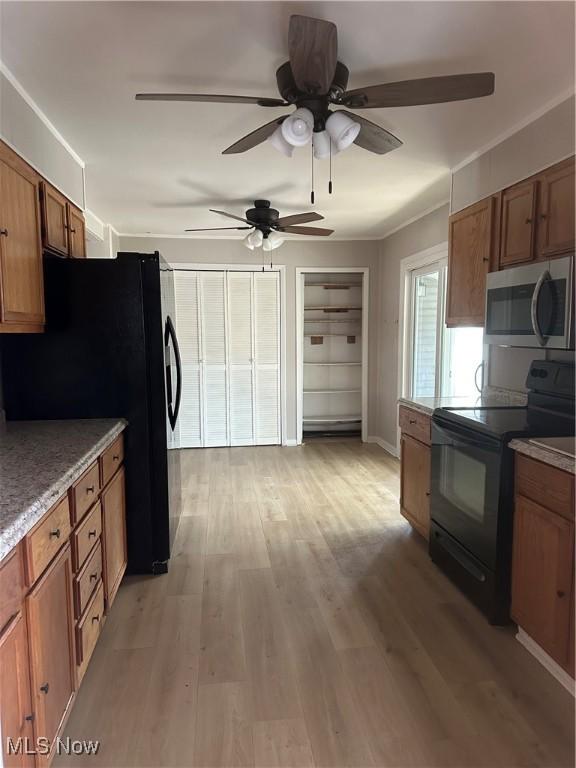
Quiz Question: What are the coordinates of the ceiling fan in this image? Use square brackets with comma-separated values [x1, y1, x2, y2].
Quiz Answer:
[184, 199, 333, 251]
[136, 14, 495, 159]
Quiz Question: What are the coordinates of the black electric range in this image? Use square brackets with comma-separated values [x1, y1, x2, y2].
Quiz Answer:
[429, 360, 574, 624]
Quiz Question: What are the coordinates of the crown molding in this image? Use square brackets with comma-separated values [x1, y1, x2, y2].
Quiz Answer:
[378, 199, 450, 241]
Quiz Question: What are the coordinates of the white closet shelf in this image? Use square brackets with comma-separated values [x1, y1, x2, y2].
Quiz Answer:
[303, 362, 361, 366]
[303, 416, 361, 424]
[305, 283, 362, 289]
[304, 388, 361, 394]
[304, 306, 362, 311]
[304, 333, 361, 337]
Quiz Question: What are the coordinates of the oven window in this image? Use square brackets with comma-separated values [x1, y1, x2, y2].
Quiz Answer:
[439, 446, 487, 523]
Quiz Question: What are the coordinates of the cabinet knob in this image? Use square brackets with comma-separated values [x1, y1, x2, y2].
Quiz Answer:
[91, 614, 100, 624]
[90, 572, 98, 582]
[409, 419, 417, 424]
[426, 491, 431, 497]
[0, 228, 8, 236]
[49, 528, 61, 539]
[70, 227, 76, 234]
[40, 683, 49, 694]
[88, 529, 97, 538]
[86, 485, 95, 494]
[25, 713, 35, 723]
[525, 218, 533, 224]
[540, 213, 547, 220]
[557, 590, 566, 598]
[112, 455, 120, 461]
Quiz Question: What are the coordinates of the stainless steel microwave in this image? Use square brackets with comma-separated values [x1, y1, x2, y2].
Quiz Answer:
[484, 255, 574, 349]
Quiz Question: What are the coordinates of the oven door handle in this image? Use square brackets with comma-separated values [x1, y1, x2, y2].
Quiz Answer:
[530, 269, 551, 347]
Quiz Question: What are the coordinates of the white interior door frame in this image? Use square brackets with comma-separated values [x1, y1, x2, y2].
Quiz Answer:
[170, 262, 288, 446]
[296, 266, 369, 445]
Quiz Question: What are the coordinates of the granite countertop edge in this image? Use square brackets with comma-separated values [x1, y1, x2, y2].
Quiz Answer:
[398, 388, 528, 416]
[0, 419, 127, 563]
[509, 438, 576, 475]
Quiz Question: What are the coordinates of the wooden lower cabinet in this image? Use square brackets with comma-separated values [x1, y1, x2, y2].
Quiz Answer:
[26, 545, 75, 766]
[512, 494, 574, 670]
[0, 612, 35, 768]
[101, 467, 127, 609]
[400, 433, 431, 540]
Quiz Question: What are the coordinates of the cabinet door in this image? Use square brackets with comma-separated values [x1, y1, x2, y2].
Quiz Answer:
[0, 157, 44, 327]
[511, 494, 574, 668]
[400, 434, 431, 539]
[499, 180, 537, 267]
[446, 196, 495, 326]
[536, 157, 575, 259]
[0, 613, 35, 768]
[26, 544, 75, 765]
[67, 204, 86, 259]
[40, 182, 69, 256]
[101, 466, 127, 609]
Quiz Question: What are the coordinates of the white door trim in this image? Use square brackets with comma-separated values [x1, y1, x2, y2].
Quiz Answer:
[296, 266, 369, 445]
[171, 263, 288, 446]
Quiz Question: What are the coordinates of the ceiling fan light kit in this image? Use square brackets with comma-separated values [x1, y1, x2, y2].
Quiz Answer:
[244, 228, 264, 250]
[268, 125, 294, 157]
[325, 112, 361, 151]
[312, 130, 333, 160]
[281, 107, 315, 146]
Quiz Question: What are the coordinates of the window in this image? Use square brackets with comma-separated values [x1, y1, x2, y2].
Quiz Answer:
[403, 253, 484, 400]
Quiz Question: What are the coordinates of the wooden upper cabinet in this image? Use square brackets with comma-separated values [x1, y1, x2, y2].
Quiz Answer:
[0, 612, 35, 768]
[400, 433, 431, 540]
[40, 182, 69, 256]
[0, 146, 45, 331]
[68, 204, 86, 259]
[499, 180, 538, 267]
[446, 196, 496, 327]
[511, 494, 574, 669]
[536, 156, 575, 259]
[26, 544, 75, 766]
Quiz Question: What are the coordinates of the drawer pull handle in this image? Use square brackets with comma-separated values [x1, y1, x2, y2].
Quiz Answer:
[86, 485, 95, 494]
[525, 218, 533, 224]
[88, 529, 97, 538]
[540, 213, 547, 220]
[40, 683, 49, 694]
[113, 455, 120, 461]
[409, 419, 417, 424]
[25, 713, 35, 723]
[557, 590, 566, 598]
[49, 528, 61, 539]
[0, 228, 8, 236]
[92, 614, 100, 624]
[90, 572, 98, 582]
[70, 227, 76, 233]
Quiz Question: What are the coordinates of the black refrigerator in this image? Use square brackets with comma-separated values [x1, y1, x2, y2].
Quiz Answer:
[1, 252, 183, 574]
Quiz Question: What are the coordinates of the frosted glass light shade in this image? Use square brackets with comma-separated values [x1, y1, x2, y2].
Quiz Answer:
[263, 231, 284, 251]
[281, 107, 314, 147]
[326, 112, 361, 151]
[244, 229, 263, 250]
[268, 126, 294, 157]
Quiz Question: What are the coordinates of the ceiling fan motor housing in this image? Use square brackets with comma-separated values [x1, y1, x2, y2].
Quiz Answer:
[246, 200, 279, 235]
[276, 60, 350, 128]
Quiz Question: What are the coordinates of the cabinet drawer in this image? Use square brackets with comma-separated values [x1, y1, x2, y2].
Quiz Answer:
[76, 581, 104, 678]
[72, 502, 102, 572]
[0, 544, 25, 631]
[71, 462, 100, 524]
[73, 541, 103, 619]
[24, 496, 71, 586]
[100, 434, 124, 488]
[516, 454, 574, 520]
[399, 406, 431, 445]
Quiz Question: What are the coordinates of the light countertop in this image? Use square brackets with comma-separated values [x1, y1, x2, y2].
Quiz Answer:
[0, 419, 127, 562]
[510, 437, 576, 475]
[398, 388, 527, 416]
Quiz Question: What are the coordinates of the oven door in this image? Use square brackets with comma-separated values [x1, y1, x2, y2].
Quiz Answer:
[484, 255, 573, 349]
[430, 418, 504, 570]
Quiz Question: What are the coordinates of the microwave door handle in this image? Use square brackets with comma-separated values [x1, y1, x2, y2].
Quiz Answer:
[530, 269, 551, 347]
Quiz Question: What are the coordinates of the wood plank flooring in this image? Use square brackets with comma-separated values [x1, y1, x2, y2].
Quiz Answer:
[56, 440, 574, 768]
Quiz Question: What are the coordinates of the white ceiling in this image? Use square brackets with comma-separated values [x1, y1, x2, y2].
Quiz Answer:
[1, 1, 574, 239]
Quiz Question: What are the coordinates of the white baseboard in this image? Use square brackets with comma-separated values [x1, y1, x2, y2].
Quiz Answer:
[283, 439, 298, 447]
[516, 628, 575, 695]
[366, 436, 399, 458]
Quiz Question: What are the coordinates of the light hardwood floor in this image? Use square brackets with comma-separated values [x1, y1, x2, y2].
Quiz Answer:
[57, 440, 574, 768]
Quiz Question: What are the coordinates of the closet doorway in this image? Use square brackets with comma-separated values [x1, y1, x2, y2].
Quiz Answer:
[172, 265, 286, 448]
[296, 267, 369, 444]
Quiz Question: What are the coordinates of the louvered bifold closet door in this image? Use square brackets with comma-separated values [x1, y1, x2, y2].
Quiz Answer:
[253, 272, 281, 445]
[227, 272, 255, 445]
[199, 271, 228, 446]
[174, 271, 202, 447]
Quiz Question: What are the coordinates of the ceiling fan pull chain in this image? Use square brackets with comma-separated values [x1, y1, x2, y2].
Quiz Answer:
[329, 138, 333, 195]
[310, 141, 315, 205]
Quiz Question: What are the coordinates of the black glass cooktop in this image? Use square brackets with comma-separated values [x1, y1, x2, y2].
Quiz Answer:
[434, 405, 575, 440]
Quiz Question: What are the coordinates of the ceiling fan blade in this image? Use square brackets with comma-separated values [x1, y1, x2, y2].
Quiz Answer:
[222, 116, 287, 155]
[184, 226, 252, 232]
[209, 209, 252, 224]
[288, 15, 337, 95]
[136, 93, 287, 107]
[341, 72, 495, 108]
[338, 111, 402, 155]
[275, 212, 324, 227]
[279, 225, 334, 236]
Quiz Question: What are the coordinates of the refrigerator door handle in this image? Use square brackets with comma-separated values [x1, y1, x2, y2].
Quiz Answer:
[164, 315, 182, 431]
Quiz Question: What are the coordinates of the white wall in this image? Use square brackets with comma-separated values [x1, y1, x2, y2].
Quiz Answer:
[119, 236, 380, 444]
[375, 205, 450, 451]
